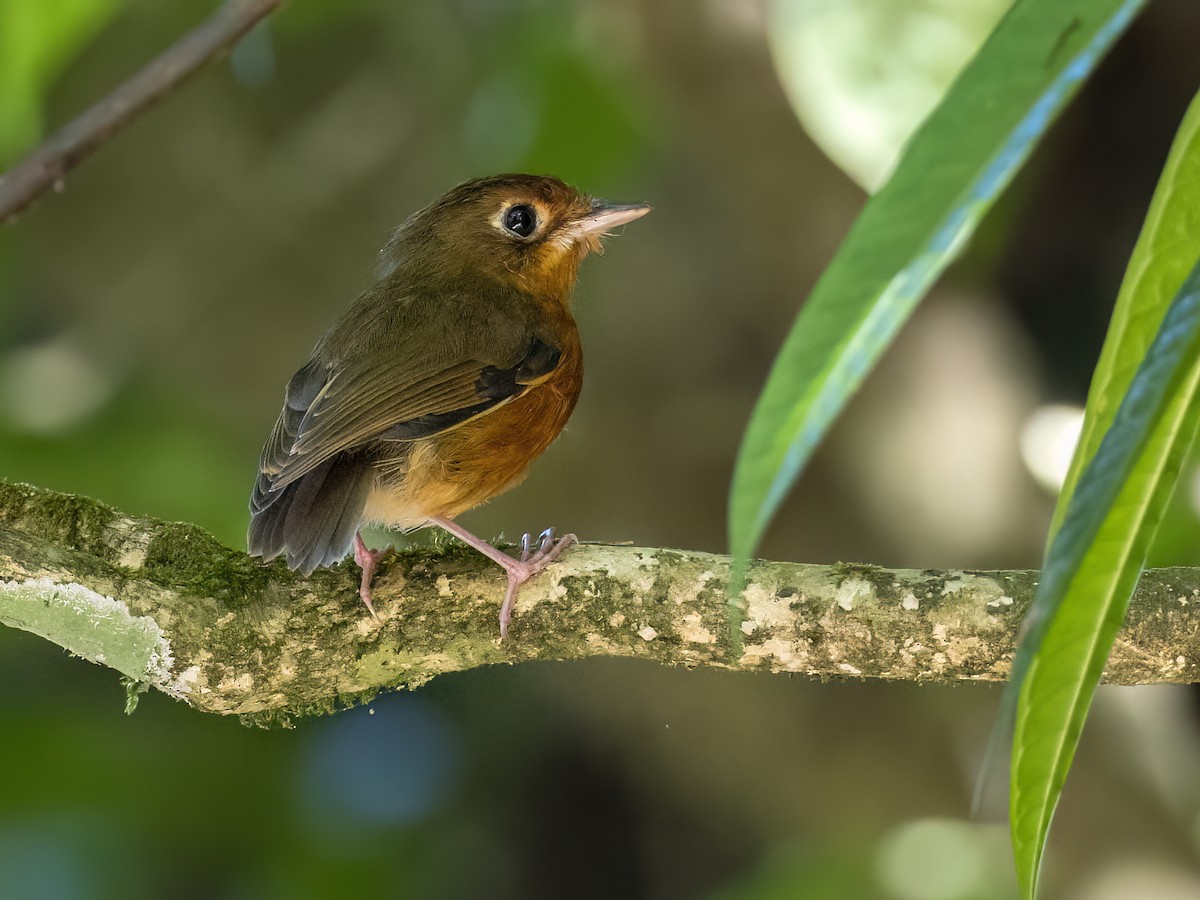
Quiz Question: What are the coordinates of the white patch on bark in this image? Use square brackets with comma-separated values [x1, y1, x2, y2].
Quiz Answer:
[741, 638, 808, 670]
[174, 665, 204, 694]
[835, 578, 874, 611]
[742, 582, 794, 629]
[941, 572, 968, 595]
[0, 576, 177, 688]
[678, 613, 715, 644]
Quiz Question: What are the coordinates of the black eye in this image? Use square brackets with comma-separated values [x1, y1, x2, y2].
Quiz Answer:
[503, 204, 537, 238]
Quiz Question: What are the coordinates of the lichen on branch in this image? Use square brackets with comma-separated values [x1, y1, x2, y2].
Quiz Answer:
[2, 479, 1199, 724]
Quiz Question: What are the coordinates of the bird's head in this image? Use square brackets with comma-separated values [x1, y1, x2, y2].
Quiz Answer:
[383, 174, 650, 302]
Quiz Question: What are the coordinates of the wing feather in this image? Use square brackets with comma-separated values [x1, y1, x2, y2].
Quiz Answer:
[260, 346, 562, 493]
[253, 283, 564, 498]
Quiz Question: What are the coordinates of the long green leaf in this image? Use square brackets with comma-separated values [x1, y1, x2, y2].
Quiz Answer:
[975, 92, 1200, 820]
[1005, 95, 1200, 900]
[1049, 92, 1200, 542]
[728, 0, 1144, 567]
[1009, 260, 1200, 898]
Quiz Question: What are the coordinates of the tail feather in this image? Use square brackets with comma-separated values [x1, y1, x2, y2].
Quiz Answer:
[248, 454, 371, 576]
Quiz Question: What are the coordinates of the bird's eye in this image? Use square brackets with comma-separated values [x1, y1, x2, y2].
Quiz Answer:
[503, 204, 537, 239]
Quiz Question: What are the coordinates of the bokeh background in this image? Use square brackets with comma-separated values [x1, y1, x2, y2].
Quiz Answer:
[4, 1, 1200, 897]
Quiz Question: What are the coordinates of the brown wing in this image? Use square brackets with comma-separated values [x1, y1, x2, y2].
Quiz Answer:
[255, 329, 563, 497]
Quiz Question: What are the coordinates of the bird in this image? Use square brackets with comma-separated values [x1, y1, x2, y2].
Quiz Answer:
[247, 173, 650, 637]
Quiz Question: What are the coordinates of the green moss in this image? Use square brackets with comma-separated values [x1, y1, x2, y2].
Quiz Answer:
[653, 550, 687, 568]
[42, 494, 119, 559]
[0, 480, 121, 562]
[236, 684, 396, 729]
[239, 708, 300, 729]
[142, 522, 276, 604]
[420, 527, 507, 564]
[0, 480, 33, 523]
[555, 574, 599, 608]
[304, 561, 360, 599]
[123, 676, 149, 715]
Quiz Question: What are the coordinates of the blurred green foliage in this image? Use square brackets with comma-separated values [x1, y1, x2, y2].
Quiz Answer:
[0, 0, 124, 165]
[3, 1, 1200, 898]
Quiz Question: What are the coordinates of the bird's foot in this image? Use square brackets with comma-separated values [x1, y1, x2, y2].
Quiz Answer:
[353, 532, 387, 621]
[428, 517, 576, 638]
[496, 529, 577, 638]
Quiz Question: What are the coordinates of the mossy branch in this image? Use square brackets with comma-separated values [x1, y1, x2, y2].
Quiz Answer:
[2, 479, 1199, 724]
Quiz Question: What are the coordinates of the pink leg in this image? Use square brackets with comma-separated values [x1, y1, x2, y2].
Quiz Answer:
[353, 532, 386, 621]
[430, 517, 576, 638]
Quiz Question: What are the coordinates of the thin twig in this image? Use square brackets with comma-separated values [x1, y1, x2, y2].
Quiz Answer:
[0, 0, 285, 222]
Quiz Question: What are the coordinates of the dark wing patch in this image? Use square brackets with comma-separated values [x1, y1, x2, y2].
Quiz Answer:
[377, 399, 497, 440]
[475, 338, 562, 399]
[382, 338, 562, 439]
[261, 337, 564, 490]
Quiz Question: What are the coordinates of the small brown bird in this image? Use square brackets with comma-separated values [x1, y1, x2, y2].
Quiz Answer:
[248, 174, 649, 636]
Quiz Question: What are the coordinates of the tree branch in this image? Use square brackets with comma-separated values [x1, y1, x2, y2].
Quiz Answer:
[2, 479, 1198, 724]
[0, 0, 285, 222]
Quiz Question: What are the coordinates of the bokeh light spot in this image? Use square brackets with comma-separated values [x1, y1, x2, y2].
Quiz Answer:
[0, 337, 116, 434]
[297, 695, 461, 842]
[875, 818, 993, 900]
[1020, 403, 1084, 494]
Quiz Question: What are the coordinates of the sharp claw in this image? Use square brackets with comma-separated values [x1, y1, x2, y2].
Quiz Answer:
[360, 589, 381, 622]
[538, 527, 555, 554]
[520, 532, 533, 562]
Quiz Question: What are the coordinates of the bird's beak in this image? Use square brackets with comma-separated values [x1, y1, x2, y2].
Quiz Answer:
[567, 200, 652, 239]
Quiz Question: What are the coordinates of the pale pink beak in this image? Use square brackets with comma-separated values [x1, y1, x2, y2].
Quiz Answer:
[567, 200, 652, 238]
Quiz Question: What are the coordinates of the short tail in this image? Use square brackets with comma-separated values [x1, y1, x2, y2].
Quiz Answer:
[248, 454, 371, 576]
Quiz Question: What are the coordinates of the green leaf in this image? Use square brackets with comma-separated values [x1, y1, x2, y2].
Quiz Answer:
[1010, 264, 1200, 899]
[1005, 93, 1200, 900]
[1048, 92, 1200, 543]
[727, 0, 1145, 568]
